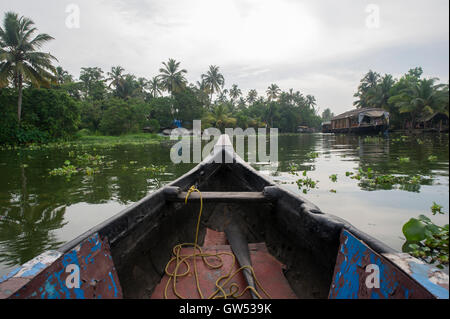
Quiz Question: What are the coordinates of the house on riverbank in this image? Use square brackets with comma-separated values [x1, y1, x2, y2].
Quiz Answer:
[330, 108, 390, 134]
[417, 112, 449, 133]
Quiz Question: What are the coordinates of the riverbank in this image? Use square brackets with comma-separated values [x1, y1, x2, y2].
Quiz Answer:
[0, 133, 168, 150]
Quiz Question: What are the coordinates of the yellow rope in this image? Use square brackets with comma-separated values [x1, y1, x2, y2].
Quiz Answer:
[163, 185, 271, 300]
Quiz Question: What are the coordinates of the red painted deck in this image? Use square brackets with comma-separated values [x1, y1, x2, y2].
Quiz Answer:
[151, 229, 297, 299]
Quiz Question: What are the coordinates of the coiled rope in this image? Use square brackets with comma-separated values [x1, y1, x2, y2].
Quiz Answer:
[163, 185, 271, 299]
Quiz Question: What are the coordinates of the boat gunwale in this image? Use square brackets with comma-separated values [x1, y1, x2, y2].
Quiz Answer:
[57, 135, 396, 257]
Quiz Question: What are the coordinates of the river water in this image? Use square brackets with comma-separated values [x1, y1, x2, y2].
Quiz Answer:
[0, 133, 448, 277]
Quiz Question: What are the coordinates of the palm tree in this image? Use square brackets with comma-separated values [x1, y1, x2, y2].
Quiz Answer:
[107, 66, 125, 91]
[389, 78, 448, 128]
[0, 12, 57, 124]
[366, 74, 395, 109]
[194, 79, 211, 109]
[266, 84, 281, 102]
[55, 66, 72, 85]
[148, 76, 162, 98]
[217, 89, 229, 104]
[135, 77, 148, 96]
[354, 70, 381, 108]
[247, 89, 258, 104]
[305, 95, 317, 110]
[158, 58, 187, 96]
[202, 65, 225, 105]
[229, 84, 242, 104]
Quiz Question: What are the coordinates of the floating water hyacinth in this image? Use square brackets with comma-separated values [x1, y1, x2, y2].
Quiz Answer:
[402, 204, 449, 269]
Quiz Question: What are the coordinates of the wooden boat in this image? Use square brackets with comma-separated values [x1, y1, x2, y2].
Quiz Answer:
[0, 135, 448, 299]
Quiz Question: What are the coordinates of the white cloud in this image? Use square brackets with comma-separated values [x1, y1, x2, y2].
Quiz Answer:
[0, 0, 448, 114]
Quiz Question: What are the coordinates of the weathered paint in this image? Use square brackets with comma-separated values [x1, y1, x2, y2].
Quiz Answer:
[382, 253, 449, 299]
[0, 251, 62, 299]
[1, 233, 123, 299]
[328, 230, 443, 299]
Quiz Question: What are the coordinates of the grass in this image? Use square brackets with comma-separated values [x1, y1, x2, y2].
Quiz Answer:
[1, 133, 167, 151]
[75, 133, 166, 145]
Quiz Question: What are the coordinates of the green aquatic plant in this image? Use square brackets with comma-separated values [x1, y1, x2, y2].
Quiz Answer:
[49, 161, 78, 178]
[431, 202, 444, 215]
[306, 152, 319, 159]
[402, 204, 448, 269]
[329, 174, 338, 183]
[76, 153, 106, 166]
[347, 167, 432, 192]
[398, 157, 410, 164]
[295, 171, 319, 194]
[137, 165, 167, 174]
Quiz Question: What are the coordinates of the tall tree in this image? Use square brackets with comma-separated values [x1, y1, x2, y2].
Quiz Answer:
[305, 95, 317, 110]
[107, 66, 125, 93]
[389, 78, 448, 128]
[366, 74, 395, 109]
[0, 12, 57, 124]
[202, 65, 225, 105]
[55, 66, 72, 85]
[247, 89, 258, 105]
[148, 76, 162, 98]
[321, 108, 334, 122]
[158, 58, 187, 96]
[229, 84, 242, 104]
[266, 84, 281, 102]
[353, 70, 381, 108]
[79, 67, 105, 100]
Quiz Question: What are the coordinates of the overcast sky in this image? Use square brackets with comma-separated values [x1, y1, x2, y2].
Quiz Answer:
[1, 0, 449, 115]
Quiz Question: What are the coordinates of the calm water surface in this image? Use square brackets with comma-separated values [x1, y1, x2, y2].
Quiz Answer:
[0, 133, 448, 277]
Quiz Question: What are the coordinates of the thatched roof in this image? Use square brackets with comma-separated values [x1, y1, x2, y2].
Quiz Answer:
[418, 112, 449, 123]
[332, 108, 388, 121]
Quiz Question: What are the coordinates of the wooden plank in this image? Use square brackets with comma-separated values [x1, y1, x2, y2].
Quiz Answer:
[329, 230, 439, 299]
[7, 233, 123, 299]
[382, 253, 449, 299]
[169, 192, 273, 203]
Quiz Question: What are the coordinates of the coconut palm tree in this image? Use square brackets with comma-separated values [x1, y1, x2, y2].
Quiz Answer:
[266, 84, 281, 102]
[0, 12, 57, 124]
[366, 74, 395, 109]
[148, 76, 162, 98]
[389, 78, 448, 128]
[202, 65, 225, 105]
[107, 66, 125, 92]
[247, 89, 258, 104]
[55, 66, 72, 85]
[229, 84, 242, 104]
[305, 95, 317, 110]
[354, 70, 381, 108]
[158, 58, 187, 96]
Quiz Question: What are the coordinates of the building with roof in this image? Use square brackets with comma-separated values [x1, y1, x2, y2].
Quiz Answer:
[330, 108, 389, 134]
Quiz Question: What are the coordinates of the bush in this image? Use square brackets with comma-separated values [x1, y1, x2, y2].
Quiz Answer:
[0, 88, 81, 144]
[99, 100, 134, 135]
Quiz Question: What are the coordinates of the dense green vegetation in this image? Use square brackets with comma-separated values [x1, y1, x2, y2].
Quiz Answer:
[0, 12, 323, 145]
[353, 68, 449, 129]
